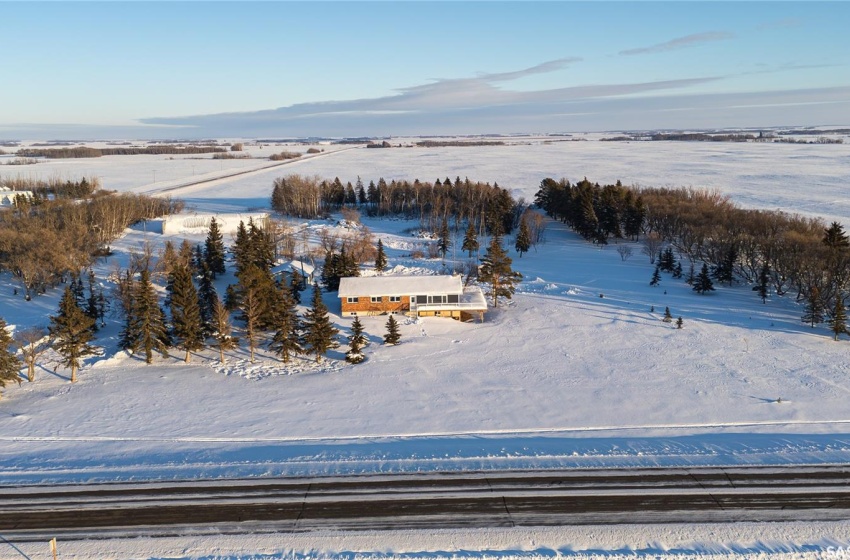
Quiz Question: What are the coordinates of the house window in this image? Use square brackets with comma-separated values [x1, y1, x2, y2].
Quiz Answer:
[347, 297, 359, 304]
[371, 296, 382, 303]
[427, 295, 447, 304]
[389, 296, 401, 303]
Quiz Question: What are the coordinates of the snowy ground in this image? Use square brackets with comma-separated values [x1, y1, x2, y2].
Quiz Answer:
[2, 137, 850, 558]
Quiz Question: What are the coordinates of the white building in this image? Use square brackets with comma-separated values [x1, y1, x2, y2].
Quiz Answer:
[0, 187, 33, 207]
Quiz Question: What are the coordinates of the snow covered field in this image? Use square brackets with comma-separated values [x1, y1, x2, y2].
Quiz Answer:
[2, 137, 850, 558]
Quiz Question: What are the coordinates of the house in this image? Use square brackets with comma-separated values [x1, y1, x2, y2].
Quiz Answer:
[338, 274, 487, 322]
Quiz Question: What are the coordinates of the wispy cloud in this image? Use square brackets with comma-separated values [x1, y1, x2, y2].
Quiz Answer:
[140, 56, 720, 132]
[619, 31, 736, 56]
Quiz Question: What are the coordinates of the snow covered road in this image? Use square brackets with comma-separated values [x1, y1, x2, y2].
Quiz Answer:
[5, 466, 850, 542]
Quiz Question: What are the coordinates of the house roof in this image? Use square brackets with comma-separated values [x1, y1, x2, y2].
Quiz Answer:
[338, 275, 463, 297]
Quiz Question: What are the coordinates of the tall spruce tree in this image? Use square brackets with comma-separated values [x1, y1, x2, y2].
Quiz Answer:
[211, 296, 238, 364]
[479, 235, 522, 308]
[375, 239, 387, 273]
[462, 222, 479, 258]
[302, 283, 339, 363]
[823, 221, 850, 249]
[663, 306, 673, 323]
[269, 283, 302, 363]
[802, 286, 825, 327]
[346, 316, 367, 364]
[204, 216, 227, 278]
[130, 270, 171, 364]
[692, 263, 716, 295]
[236, 264, 270, 363]
[49, 287, 96, 382]
[168, 264, 204, 363]
[0, 317, 22, 397]
[515, 217, 531, 257]
[384, 315, 401, 345]
[437, 217, 451, 259]
[197, 262, 218, 336]
[290, 269, 305, 304]
[829, 294, 849, 341]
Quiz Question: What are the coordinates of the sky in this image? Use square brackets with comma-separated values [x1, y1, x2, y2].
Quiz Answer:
[1, 1, 849, 139]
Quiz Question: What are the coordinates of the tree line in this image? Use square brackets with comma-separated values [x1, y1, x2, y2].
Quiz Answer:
[17, 146, 227, 159]
[271, 174, 519, 236]
[535, 177, 850, 336]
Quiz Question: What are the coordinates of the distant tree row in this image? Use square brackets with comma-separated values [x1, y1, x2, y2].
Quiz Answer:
[17, 146, 227, 159]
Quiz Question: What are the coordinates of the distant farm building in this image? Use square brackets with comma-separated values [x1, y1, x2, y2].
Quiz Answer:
[338, 275, 487, 321]
[0, 187, 33, 207]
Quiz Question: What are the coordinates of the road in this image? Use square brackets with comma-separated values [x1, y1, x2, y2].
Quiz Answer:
[2, 466, 850, 541]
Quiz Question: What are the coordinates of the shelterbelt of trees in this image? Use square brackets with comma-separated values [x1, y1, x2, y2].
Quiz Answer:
[17, 145, 227, 159]
[0, 181, 182, 299]
[271, 173, 518, 235]
[535, 177, 850, 329]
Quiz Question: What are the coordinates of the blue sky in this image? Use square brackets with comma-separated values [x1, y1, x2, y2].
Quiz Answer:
[1, 2, 848, 139]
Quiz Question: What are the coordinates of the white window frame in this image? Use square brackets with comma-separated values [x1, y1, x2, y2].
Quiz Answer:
[389, 296, 401, 303]
[347, 297, 359, 304]
[370, 296, 382, 303]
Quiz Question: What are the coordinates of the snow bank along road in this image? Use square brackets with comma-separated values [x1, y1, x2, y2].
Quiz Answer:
[4, 466, 850, 541]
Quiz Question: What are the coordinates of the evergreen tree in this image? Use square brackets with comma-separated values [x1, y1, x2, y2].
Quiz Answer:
[235, 264, 270, 363]
[248, 218, 275, 272]
[233, 220, 250, 273]
[129, 270, 171, 364]
[375, 239, 387, 273]
[49, 287, 96, 382]
[823, 221, 850, 249]
[85, 269, 104, 330]
[478, 235, 523, 308]
[650, 265, 661, 286]
[437, 217, 451, 259]
[70, 273, 85, 308]
[302, 283, 339, 363]
[384, 315, 401, 345]
[712, 246, 737, 286]
[462, 222, 479, 258]
[211, 296, 238, 364]
[672, 261, 683, 279]
[658, 247, 676, 273]
[829, 294, 849, 341]
[204, 216, 226, 278]
[663, 306, 673, 323]
[0, 317, 22, 397]
[346, 316, 368, 363]
[269, 283, 302, 363]
[676, 316, 684, 329]
[802, 286, 825, 327]
[692, 263, 715, 294]
[753, 262, 770, 303]
[290, 269, 305, 304]
[686, 263, 695, 285]
[168, 264, 204, 363]
[515, 217, 531, 257]
[197, 262, 218, 336]
[193, 244, 205, 276]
